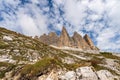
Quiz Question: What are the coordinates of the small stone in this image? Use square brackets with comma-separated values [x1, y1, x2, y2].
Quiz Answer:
[13, 49, 19, 53]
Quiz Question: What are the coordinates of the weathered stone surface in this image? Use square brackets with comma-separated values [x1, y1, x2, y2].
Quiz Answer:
[3, 36, 13, 41]
[39, 32, 58, 46]
[76, 66, 98, 80]
[97, 70, 114, 80]
[72, 32, 91, 50]
[39, 27, 98, 51]
[59, 71, 76, 80]
[84, 34, 98, 50]
[58, 27, 71, 47]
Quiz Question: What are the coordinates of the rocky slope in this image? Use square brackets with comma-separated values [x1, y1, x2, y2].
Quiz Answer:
[38, 27, 98, 51]
[0, 27, 120, 80]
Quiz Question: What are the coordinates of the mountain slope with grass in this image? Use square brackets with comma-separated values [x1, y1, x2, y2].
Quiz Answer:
[0, 27, 120, 80]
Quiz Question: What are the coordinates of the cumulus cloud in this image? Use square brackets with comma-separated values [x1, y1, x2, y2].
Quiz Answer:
[0, 0, 120, 52]
[0, 0, 49, 36]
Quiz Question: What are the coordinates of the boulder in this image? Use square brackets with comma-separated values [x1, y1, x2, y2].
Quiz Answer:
[60, 71, 76, 80]
[76, 66, 98, 80]
[3, 36, 13, 41]
[97, 70, 114, 80]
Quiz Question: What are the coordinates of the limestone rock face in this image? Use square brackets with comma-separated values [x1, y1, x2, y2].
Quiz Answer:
[39, 32, 58, 46]
[76, 67, 98, 80]
[58, 27, 71, 47]
[84, 34, 98, 50]
[97, 70, 115, 80]
[72, 32, 91, 50]
[38, 27, 99, 51]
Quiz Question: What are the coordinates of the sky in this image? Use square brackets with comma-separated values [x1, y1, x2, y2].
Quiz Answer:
[0, 0, 120, 52]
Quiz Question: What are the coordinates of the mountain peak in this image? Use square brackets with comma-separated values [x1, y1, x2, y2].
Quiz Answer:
[58, 27, 71, 47]
[61, 26, 69, 36]
[84, 34, 98, 50]
[39, 26, 99, 51]
[73, 31, 79, 36]
[84, 34, 94, 46]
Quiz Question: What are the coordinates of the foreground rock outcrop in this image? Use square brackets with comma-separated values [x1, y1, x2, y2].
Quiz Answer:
[38, 27, 99, 51]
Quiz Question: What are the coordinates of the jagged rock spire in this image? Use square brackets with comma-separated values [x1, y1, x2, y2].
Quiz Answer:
[72, 32, 91, 50]
[58, 26, 71, 47]
[84, 34, 98, 50]
[84, 34, 94, 47]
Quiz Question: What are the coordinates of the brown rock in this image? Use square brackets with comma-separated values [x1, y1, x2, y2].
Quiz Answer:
[39, 32, 58, 46]
[38, 27, 99, 51]
[72, 32, 91, 50]
[84, 34, 98, 50]
[57, 27, 71, 47]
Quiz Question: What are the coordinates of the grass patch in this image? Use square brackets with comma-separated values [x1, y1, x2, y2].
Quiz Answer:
[0, 62, 15, 78]
[12, 55, 28, 61]
[100, 52, 120, 60]
[93, 64, 120, 76]
[20, 57, 62, 79]
[0, 41, 9, 49]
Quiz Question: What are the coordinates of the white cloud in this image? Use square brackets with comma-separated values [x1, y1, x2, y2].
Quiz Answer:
[18, 14, 40, 36]
[0, 0, 49, 36]
[63, 0, 87, 27]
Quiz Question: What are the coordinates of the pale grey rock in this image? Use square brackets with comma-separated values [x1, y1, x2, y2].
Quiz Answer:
[76, 66, 98, 80]
[101, 59, 120, 75]
[13, 49, 19, 53]
[3, 36, 13, 41]
[60, 71, 76, 80]
[97, 70, 114, 80]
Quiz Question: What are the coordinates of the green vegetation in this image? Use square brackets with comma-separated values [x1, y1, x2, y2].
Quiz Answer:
[93, 64, 120, 76]
[100, 52, 120, 60]
[19, 57, 88, 79]
[12, 55, 28, 61]
[0, 62, 15, 78]
[20, 57, 61, 79]
[0, 41, 9, 49]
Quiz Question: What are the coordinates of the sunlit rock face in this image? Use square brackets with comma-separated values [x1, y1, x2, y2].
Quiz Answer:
[39, 26, 99, 51]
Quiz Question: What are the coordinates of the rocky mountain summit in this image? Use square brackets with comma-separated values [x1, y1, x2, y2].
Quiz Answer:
[38, 27, 98, 51]
[0, 27, 120, 80]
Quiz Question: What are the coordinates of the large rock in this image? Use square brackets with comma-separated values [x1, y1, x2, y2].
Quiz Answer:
[59, 71, 76, 80]
[97, 70, 115, 80]
[3, 36, 13, 41]
[39, 32, 58, 46]
[59, 66, 98, 80]
[76, 66, 98, 80]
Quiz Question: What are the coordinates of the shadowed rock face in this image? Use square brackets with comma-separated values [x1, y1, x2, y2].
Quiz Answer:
[39, 32, 59, 46]
[72, 32, 91, 50]
[84, 34, 99, 50]
[38, 27, 99, 50]
[58, 27, 71, 47]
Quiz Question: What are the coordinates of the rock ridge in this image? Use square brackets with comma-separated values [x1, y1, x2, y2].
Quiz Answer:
[38, 27, 99, 51]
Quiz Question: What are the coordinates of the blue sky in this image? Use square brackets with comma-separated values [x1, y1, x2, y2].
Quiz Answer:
[0, 0, 120, 52]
